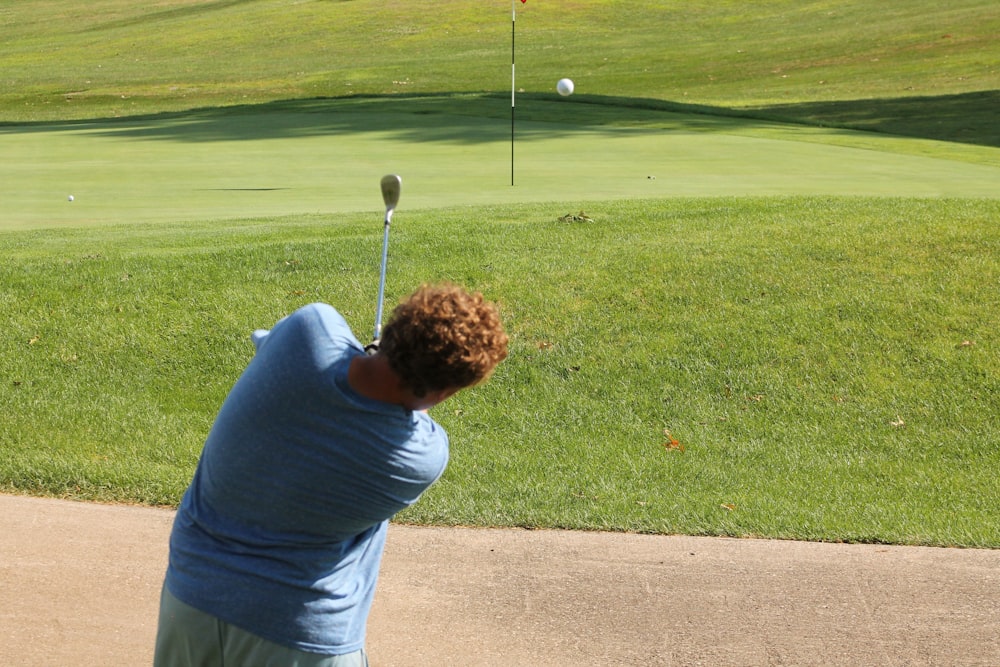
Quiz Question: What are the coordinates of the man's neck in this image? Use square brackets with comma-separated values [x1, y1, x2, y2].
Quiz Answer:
[348, 354, 406, 406]
[348, 354, 457, 412]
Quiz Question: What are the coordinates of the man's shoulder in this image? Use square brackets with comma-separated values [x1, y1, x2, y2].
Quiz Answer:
[290, 303, 351, 334]
[257, 303, 360, 356]
[295, 301, 341, 320]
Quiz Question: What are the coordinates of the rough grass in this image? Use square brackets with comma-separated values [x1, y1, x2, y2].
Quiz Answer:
[2, 197, 998, 546]
[2, 0, 998, 147]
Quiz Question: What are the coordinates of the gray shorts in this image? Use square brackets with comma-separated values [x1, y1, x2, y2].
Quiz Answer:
[154, 586, 369, 667]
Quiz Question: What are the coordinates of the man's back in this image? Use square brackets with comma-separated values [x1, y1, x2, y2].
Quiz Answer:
[164, 303, 448, 654]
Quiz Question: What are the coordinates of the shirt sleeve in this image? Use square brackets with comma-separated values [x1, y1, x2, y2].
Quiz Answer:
[251, 313, 293, 352]
[251, 329, 270, 350]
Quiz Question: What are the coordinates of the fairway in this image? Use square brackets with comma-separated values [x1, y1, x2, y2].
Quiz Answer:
[3, 97, 1000, 229]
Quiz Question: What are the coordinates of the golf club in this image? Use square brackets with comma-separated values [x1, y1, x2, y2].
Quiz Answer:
[365, 174, 402, 355]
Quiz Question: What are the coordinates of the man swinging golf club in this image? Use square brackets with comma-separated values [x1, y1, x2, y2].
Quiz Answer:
[154, 178, 508, 666]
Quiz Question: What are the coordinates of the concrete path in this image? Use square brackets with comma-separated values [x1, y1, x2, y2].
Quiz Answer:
[1, 494, 998, 666]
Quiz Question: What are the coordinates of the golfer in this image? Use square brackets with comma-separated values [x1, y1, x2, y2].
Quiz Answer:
[155, 283, 508, 666]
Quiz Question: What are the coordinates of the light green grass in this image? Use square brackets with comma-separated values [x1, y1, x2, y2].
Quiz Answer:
[2, 197, 998, 546]
[2, 96, 999, 231]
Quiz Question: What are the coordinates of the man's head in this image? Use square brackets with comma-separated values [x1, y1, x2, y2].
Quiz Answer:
[379, 283, 508, 399]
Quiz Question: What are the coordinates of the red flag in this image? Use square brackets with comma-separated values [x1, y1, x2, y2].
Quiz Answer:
[520, 0, 527, 3]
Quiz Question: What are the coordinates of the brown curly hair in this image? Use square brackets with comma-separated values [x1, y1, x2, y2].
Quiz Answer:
[380, 283, 509, 398]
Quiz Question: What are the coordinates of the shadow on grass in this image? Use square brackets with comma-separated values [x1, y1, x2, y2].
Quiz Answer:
[1, 90, 997, 149]
[749, 89, 1000, 149]
[84, 0, 251, 32]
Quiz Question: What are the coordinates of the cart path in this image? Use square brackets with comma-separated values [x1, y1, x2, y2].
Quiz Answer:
[2, 494, 998, 666]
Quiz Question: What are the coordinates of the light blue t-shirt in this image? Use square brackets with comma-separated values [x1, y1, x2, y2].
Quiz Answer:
[164, 303, 449, 655]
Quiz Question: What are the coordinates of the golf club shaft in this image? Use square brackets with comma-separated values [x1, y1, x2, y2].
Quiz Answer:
[367, 174, 401, 354]
[373, 219, 391, 341]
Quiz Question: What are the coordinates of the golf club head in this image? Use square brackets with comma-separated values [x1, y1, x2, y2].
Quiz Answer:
[381, 174, 402, 224]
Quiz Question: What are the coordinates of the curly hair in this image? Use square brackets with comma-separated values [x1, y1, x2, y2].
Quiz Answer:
[380, 283, 509, 398]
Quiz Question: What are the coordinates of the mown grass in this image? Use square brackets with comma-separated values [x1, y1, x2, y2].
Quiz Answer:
[4, 93, 999, 235]
[3, 197, 998, 546]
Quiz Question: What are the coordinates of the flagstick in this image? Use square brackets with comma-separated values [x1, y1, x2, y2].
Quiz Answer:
[511, 0, 516, 186]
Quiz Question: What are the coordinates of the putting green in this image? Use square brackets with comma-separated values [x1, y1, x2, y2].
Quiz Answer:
[2, 105, 999, 230]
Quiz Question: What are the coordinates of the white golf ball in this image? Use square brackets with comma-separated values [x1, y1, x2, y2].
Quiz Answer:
[68, 195, 74, 202]
[556, 78, 574, 96]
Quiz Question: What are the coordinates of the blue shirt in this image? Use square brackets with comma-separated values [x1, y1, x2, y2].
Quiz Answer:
[164, 303, 449, 654]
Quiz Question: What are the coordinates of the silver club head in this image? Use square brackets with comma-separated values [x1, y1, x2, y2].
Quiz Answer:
[381, 174, 402, 224]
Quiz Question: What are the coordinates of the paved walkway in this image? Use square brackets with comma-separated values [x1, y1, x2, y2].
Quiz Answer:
[1, 494, 998, 666]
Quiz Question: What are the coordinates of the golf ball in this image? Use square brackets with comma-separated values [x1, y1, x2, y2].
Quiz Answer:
[557, 78, 574, 96]
[68, 195, 74, 202]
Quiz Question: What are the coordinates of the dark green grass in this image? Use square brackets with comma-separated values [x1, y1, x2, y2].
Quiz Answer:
[3, 197, 998, 546]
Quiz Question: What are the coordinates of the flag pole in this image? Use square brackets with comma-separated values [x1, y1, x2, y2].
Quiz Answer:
[511, 0, 516, 186]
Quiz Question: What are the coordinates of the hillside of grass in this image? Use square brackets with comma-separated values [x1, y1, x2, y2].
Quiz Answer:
[2, 0, 998, 147]
[3, 197, 999, 546]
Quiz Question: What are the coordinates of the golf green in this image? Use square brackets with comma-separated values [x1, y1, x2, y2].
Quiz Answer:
[3, 103, 999, 231]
